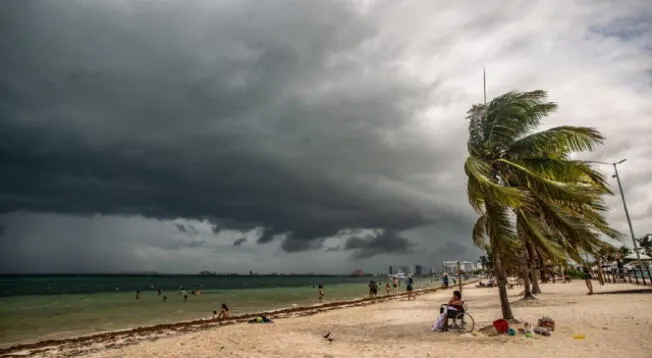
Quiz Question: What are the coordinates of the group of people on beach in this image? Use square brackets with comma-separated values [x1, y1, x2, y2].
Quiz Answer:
[134, 285, 205, 303]
[364, 276, 416, 300]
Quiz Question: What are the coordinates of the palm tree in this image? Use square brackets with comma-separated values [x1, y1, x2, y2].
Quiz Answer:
[465, 90, 619, 318]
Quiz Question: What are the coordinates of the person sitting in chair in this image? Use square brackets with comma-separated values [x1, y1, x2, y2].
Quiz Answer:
[448, 290, 464, 310]
[440, 290, 464, 331]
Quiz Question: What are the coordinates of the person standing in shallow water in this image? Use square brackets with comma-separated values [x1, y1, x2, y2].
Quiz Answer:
[318, 284, 325, 302]
[136, 290, 140, 299]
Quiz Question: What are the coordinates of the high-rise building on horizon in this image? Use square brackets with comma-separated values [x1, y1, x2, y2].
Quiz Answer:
[388, 266, 393, 274]
[414, 265, 423, 275]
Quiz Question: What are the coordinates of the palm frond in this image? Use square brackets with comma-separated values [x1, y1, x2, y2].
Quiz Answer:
[496, 158, 595, 204]
[465, 156, 527, 209]
[507, 126, 604, 157]
[485, 203, 518, 254]
[516, 209, 565, 261]
[482, 90, 557, 150]
[472, 214, 489, 248]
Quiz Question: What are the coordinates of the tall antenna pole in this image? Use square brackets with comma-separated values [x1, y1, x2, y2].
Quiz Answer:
[483, 67, 487, 105]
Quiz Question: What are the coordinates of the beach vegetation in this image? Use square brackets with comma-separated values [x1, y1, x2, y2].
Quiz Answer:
[464, 90, 620, 319]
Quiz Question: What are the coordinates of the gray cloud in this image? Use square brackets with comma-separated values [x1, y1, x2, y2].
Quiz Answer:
[0, 0, 651, 273]
[325, 246, 341, 252]
[232, 237, 247, 247]
[175, 223, 199, 235]
[344, 230, 415, 259]
[433, 241, 469, 261]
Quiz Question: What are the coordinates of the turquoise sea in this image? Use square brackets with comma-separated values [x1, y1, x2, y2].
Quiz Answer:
[0, 274, 442, 347]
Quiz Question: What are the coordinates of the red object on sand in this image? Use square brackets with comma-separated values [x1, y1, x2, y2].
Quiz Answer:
[493, 319, 509, 333]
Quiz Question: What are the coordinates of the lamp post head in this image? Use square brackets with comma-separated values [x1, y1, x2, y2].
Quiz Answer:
[616, 158, 627, 165]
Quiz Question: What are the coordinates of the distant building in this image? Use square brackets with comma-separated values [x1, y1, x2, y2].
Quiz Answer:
[414, 265, 423, 275]
[460, 261, 476, 272]
[441, 261, 458, 273]
[389, 266, 394, 274]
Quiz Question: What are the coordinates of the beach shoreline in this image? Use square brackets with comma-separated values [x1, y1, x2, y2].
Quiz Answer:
[0, 282, 468, 357]
[6, 280, 650, 358]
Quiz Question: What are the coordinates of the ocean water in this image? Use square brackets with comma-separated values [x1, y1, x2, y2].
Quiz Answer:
[0, 275, 442, 347]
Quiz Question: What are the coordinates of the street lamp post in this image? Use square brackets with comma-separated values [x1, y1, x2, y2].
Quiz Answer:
[584, 159, 641, 262]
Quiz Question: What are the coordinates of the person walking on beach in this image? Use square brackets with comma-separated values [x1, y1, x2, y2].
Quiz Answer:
[582, 266, 594, 295]
[318, 284, 325, 302]
[385, 281, 391, 296]
[368, 280, 378, 297]
[442, 273, 449, 288]
[406, 277, 415, 300]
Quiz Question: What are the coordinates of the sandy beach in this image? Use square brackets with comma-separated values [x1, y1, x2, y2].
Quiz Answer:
[5, 281, 651, 358]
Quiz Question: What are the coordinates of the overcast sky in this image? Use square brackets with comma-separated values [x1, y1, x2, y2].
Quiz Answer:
[1, 0, 651, 274]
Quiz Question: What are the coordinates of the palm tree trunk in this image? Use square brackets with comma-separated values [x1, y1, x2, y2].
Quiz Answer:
[522, 269, 535, 299]
[526, 242, 542, 294]
[531, 265, 541, 293]
[494, 255, 514, 320]
[537, 251, 547, 285]
[596, 257, 605, 285]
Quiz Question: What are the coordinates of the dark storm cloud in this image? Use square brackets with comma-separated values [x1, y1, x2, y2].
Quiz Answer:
[344, 230, 415, 259]
[0, 0, 466, 255]
[232, 237, 247, 247]
[280, 234, 326, 252]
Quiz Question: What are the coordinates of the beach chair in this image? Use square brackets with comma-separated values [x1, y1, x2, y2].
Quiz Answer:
[439, 304, 475, 333]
